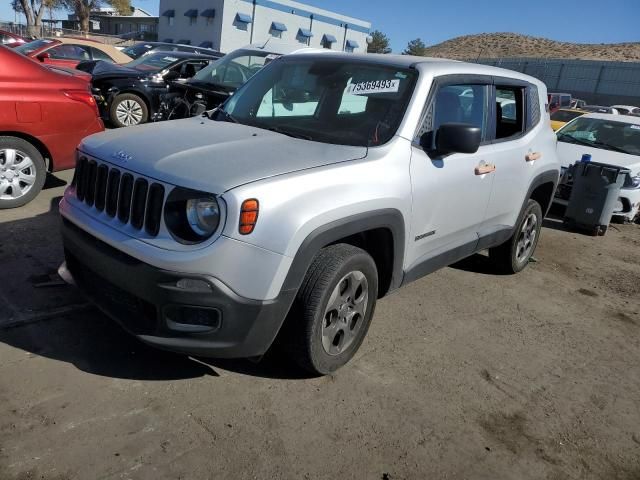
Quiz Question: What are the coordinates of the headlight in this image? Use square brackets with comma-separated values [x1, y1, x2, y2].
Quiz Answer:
[164, 188, 221, 243]
[186, 198, 220, 236]
[631, 173, 640, 189]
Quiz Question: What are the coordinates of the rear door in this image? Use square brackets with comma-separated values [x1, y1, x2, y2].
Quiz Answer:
[406, 76, 495, 274]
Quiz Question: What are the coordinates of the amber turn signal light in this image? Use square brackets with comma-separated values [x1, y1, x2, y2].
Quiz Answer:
[239, 199, 259, 235]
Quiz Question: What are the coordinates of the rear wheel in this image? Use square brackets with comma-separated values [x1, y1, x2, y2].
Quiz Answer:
[110, 93, 148, 127]
[285, 244, 378, 375]
[489, 199, 543, 273]
[0, 136, 46, 209]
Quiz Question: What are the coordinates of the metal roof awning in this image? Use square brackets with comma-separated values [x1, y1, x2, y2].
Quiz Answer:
[271, 22, 287, 32]
[346, 40, 360, 49]
[201, 9, 216, 18]
[235, 12, 252, 23]
[162, 9, 175, 17]
[184, 9, 198, 17]
[177, 39, 191, 45]
[322, 34, 337, 44]
[298, 28, 313, 38]
[199, 41, 213, 48]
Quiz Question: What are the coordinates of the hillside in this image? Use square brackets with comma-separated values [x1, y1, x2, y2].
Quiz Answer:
[421, 33, 640, 62]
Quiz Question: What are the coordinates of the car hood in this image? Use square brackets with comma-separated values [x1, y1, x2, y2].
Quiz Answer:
[557, 141, 640, 174]
[87, 60, 146, 79]
[79, 117, 368, 193]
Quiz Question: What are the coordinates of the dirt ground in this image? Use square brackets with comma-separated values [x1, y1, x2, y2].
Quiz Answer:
[0, 171, 639, 480]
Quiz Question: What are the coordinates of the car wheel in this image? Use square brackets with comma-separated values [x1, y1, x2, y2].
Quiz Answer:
[285, 244, 378, 375]
[110, 93, 148, 127]
[0, 136, 46, 209]
[489, 199, 543, 273]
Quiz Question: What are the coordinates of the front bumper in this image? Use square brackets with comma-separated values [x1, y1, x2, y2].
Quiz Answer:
[61, 218, 296, 358]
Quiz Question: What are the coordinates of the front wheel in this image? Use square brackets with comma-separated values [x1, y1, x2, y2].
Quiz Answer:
[0, 136, 46, 209]
[489, 199, 543, 273]
[285, 244, 378, 375]
[110, 93, 148, 127]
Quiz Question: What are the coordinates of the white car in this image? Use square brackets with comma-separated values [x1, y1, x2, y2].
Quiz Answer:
[612, 105, 640, 116]
[555, 113, 640, 222]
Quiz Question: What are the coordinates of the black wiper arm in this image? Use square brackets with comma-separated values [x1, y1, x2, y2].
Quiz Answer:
[266, 126, 313, 141]
[211, 108, 238, 123]
[591, 141, 632, 154]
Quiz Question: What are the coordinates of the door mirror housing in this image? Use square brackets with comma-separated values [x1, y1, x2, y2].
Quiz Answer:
[36, 52, 51, 61]
[421, 123, 481, 156]
[163, 70, 180, 81]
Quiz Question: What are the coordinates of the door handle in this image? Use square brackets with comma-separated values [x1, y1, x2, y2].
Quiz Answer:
[475, 162, 496, 175]
[526, 152, 542, 162]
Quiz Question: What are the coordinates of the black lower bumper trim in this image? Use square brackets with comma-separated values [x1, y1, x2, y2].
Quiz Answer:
[61, 218, 296, 358]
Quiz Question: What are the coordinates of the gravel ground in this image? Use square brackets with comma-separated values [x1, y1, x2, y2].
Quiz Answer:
[0, 171, 639, 480]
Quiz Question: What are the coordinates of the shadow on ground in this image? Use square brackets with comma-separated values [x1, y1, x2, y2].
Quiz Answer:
[0, 193, 311, 382]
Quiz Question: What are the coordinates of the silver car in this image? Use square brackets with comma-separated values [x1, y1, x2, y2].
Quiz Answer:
[59, 52, 560, 374]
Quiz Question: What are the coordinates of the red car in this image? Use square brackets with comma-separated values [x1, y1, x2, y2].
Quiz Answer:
[0, 46, 104, 208]
[0, 29, 26, 48]
[14, 37, 132, 69]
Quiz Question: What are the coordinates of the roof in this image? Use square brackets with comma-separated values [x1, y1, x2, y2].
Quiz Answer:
[144, 50, 221, 60]
[46, 37, 133, 63]
[581, 113, 640, 125]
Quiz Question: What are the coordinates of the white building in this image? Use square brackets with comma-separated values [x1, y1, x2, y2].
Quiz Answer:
[157, 0, 371, 54]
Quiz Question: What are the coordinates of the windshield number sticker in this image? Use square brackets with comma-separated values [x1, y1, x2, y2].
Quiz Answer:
[163, 56, 179, 62]
[347, 79, 400, 95]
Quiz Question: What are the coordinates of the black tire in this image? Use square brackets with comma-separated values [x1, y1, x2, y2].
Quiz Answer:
[109, 93, 148, 128]
[0, 136, 46, 209]
[285, 244, 378, 375]
[489, 199, 543, 274]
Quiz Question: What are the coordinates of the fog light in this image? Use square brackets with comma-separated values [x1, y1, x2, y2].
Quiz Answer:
[164, 305, 221, 333]
[176, 278, 212, 292]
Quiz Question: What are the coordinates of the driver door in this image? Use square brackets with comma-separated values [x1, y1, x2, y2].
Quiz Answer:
[406, 78, 495, 277]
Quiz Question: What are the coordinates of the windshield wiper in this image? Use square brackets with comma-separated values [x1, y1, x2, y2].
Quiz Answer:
[211, 108, 238, 123]
[266, 126, 313, 141]
[591, 141, 632, 155]
[557, 133, 594, 148]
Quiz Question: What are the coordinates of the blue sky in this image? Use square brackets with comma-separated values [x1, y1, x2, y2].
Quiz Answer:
[3, 0, 639, 53]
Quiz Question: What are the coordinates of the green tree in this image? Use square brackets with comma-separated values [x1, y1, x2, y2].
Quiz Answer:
[367, 30, 392, 54]
[403, 38, 427, 56]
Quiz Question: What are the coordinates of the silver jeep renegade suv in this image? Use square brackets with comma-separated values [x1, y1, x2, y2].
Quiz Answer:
[59, 52, 560, 374]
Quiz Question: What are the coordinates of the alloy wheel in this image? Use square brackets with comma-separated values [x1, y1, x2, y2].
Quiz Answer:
[0, 148, 37, 200]
[515, 212, 538, 263]
[115, 99, 144, 126]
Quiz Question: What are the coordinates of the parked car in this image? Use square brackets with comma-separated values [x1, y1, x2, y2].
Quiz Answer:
[554, 113, 640, 222]
[581, 105, 619, 114]
[550, 108, 587, 131]
[159, 40, 318, 121]
[59, 52, 560, 374]
[15, 37, 132, 69]
[548, 92, 572, 113]
[121, 41, 222, 60]
[0, 46, 103, 208]
[570, 98, 587, 109]
[612, 105, 640, 116]
[81, 51, 219, 127]
[0, 29, 27, 48]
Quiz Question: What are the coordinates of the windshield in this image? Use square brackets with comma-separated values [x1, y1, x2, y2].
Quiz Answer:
[557, 117, 640, 156]
[190, 49, 276, 91]
[220, 57, 418, 147]
[551, 110, 584, 122]
[121, 43, 155, 59]
[15, 38, 55, 55]
[126, 53, 180, 71]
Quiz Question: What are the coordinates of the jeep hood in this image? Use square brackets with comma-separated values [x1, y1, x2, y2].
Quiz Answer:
[79, 117, 368, 193]
[557, 141, 640, 174]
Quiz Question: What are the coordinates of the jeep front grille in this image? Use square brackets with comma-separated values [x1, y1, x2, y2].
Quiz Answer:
[74, 156, 165, 237]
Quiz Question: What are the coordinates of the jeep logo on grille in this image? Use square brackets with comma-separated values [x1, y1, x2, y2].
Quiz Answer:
[112, 150, 132, 163]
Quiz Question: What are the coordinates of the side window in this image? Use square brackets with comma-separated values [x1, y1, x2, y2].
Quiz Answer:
[527, 85, 541, 130]
[48, 44, 91, 61]
[419, 83, 488, 141]
[90, 47, 114, 62]
[496, 86, 525, 139]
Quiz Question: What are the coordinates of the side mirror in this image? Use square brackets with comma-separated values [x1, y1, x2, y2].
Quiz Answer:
[36, 52, 51, 61]
[421, 123, 481, 156]
[163, 70, 180, 81]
